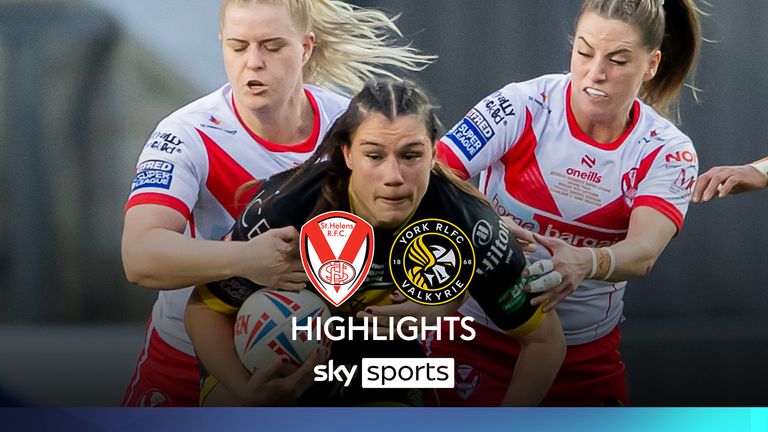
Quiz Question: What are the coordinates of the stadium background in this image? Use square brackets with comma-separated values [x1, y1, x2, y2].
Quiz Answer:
[0, 0, 765, 405]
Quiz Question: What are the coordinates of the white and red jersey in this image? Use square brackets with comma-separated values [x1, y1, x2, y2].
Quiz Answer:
[126, 83, 348, 354]
[437, 74, 698, 345]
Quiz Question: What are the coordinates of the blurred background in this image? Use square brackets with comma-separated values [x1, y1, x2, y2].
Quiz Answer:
[0, 0, 765, 406]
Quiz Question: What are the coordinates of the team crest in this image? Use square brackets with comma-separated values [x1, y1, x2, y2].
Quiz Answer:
[455, 364, 481, 400]
[389, 218, 475, 305]
[621, 167, 639, 207]
[300, 211, 374, 307]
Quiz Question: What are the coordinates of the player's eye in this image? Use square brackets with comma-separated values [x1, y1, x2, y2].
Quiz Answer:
[402, 152, 423, 161]
[264, 43, 284, 53]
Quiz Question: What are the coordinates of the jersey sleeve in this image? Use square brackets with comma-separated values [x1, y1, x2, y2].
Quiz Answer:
[200, 165, 325, 313]
[437, 84, 528, 179]
[633, 137, 698, 231]
[437, 176, 544, 336]
[468, 215, 546, 336]
[125, 120, 202, 220]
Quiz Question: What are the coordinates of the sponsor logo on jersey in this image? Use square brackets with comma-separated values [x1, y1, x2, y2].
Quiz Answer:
[475, 219, 516, 276]
[664, 150, 698, 168]
[211, 276, 261, 304]
[300, 211, 374, 307]
[581, 154, 596, 169]
[471, 220, 493, 247]
[566, 167, 603, 183]
[131, 160, 174, 191]
[482, 90, 515, 125]
[145, 131, 183, 155]
[669, 166, 696, 198]
[541, 224, 619, 247]
[199, 115, 238, 135]
[489, 194, 540, 232]
[528, 91, 553, 114]
[446, 109, 494, 160]
[638, 129, 666, 146]
[389, 219, 475, 305]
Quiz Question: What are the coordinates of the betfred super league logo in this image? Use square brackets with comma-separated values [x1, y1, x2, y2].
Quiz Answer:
[299, 211, 374, 307]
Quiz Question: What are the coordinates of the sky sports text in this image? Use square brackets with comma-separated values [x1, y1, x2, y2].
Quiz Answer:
[314, 358, 454, 388]
[291, 315, 476, 341]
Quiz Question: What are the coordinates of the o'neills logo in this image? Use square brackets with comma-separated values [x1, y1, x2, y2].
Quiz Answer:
[389, 219, 475, 305]
[300, 211, 374, 307]
[566, 167, 603, 183]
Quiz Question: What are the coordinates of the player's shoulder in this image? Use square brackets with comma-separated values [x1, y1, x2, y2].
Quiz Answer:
[428, 171, 493, 222]
[636, 102, 695, 153]
[156, 84, 232, 131]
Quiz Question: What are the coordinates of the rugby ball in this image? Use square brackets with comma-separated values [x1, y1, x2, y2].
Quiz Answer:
[234, 289, 331, 373]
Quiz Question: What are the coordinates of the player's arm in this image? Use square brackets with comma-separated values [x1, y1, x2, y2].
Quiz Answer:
[437, 84, 527, 180]
[530, 207, 677, 311]
[185, 288, 251, 402]
[693, 156, 768, 203]
[122, 205, 245, 289]
[122, 205, 307, 290]
[501, 310, 565, 406]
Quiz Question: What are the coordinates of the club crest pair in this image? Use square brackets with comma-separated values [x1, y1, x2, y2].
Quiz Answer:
[299, 211, 474, 307]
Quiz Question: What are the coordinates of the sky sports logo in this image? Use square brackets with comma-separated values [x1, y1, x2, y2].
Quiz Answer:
[299, 315, 473, 389]
[314, 358, 454, 389]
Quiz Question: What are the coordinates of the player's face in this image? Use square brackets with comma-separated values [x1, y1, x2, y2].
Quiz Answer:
[221, 3, 313, 113]
[569, 12, 660, 131]
[343, 113, 434, 230]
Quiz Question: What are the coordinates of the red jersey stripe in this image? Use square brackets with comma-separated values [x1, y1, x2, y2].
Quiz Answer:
[501, 109, 562, 217]
[436, 140, 471, 180]
[634, 196, 684, 230]
[197, 129, 256, 219]
[125, 193, 191, 220]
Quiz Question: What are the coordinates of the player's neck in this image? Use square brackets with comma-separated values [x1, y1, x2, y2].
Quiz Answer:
[572, 102, 634, 144]
[239, 89, 313, 145]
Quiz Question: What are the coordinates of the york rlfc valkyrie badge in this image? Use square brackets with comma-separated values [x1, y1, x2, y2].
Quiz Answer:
[300, 211, 374, 307]
[389, 218, 475, 305]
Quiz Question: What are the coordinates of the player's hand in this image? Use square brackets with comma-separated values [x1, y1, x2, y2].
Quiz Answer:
[239, 226, 309, 290]
[236, 347, 328, 406]
[528, 234, 592, 312]
[501, 216, 536, 253]
[692, 164, 768, 203]
[521, 259, 563, 294]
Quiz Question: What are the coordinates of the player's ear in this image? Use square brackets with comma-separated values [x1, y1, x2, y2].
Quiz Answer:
[644, 49, 661, 81]
[302, 32, 315, 65]
[342, 144, 353, 170]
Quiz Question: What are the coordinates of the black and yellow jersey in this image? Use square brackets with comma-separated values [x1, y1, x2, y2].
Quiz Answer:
[201, 161, 542, 335]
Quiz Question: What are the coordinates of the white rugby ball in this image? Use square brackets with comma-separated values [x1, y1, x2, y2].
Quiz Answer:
[234, 289, 331, 373]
